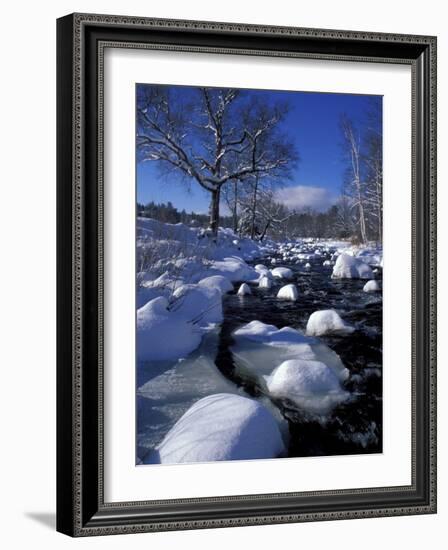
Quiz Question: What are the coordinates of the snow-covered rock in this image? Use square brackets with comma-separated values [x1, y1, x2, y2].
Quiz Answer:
[198, 275, 233, 295]
[266, 359, 348, 413]
[232, 321, 348, 381]
[363, 279, 381, 293]
[145, 394, 286, 464]
[271, 267, 293, 279]
[306, 309, 354, 337]
[259, 275, 273, 289]
[254, 264, 269, 275]
[332, 253, 373, 279]
[137, 297, 202, 361]
[231, 321, 349, 414]
[355, 248, 383, 267]
[137, 330, 240, 455]
[305, 262, 311, 269]
[323, 260, 332, 267]
[172, 284, 223, 325]
[277, 284, 299, 301]
[237, 283, 252, 296]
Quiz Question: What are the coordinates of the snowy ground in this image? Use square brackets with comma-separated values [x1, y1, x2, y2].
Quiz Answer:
[136, 217, 383, 464]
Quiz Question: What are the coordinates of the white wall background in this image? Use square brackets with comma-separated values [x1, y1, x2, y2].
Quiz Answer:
[0, 1, 445, 548]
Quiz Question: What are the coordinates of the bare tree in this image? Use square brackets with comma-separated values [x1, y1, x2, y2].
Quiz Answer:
[340, 115, 368, 244]
[363, 99, 383, 242]
[137, 86, 297, 237]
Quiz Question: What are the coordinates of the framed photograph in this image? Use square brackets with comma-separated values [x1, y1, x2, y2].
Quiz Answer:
[57, 13, 437, 536]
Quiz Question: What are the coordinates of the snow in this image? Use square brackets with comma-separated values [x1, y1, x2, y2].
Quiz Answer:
[323, 260, 332, 267]
[254, 264, 269, 275]
[331, 253, 373, 279]
[277, 284, 299, 301]
[306, 309, 354, 337]
[232, 321, 348, 379]
[172, 284, 223, 325]
[305, 262, 311, 269]
[355, 247, 383, 267]
[363, 279, 381, 292]
[137, 297, 203, 361]
[266, 359, 348, 413]
[259, 275, 273, 289]
[271, 267, 293, 279]
[237, 283, 252, 296]
[231, 321, 349, 414]
[198, 275, 234, 295]
[200, 256, 258, 283]
[137, 330, 241, 456]
[145, 393, 286, 464]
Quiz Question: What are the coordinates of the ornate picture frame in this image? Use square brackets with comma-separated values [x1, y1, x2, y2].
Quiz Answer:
[57, 13, 437, 536]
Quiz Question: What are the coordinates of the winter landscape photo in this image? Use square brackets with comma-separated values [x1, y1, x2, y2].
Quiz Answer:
[135, 84, 383, 466]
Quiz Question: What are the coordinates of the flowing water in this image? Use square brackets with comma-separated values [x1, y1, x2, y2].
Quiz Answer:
[215, 251, 383, 458]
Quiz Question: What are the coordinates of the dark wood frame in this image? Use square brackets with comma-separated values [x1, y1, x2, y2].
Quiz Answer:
[57, 13, 437, 537]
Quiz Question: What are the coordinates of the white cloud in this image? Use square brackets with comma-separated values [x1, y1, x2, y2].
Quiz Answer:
[274, 185, 337, 212]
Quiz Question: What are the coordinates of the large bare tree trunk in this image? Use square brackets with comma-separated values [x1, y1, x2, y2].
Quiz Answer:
[209, 186, 221, 237]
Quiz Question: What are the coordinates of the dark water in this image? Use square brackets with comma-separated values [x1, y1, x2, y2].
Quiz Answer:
[215, 251, 383, 458]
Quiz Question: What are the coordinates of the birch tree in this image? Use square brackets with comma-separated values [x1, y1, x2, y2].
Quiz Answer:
[341, 115, 368, 243]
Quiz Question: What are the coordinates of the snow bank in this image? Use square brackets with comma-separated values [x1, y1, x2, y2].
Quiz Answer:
[306, 309, 354, 337]
[198, 275, 233, 295]
[259, 276, 273, 289]
[237, 283, 252, 296]
[277, 284, 299, 301]
[271, 267, 293, 279]
[332, 253, 373, 279]
[137, 330, 241, 456]
[202, 256, 258, 283]
[266, 359, 348, 413]
[363, 279, 381, 293]
[145, 393, 285, 464]
[172, 284, 223, 325]
[137, 297, 203, 361]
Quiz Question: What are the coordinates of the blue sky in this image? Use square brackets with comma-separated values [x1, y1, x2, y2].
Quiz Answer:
[137, 86, 381, 213]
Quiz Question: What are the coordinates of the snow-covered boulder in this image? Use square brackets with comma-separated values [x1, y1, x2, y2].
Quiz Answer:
[136, 285, 167, 309]
[172, 284, 222, 325]
[323, 260, 332, 267]
[146, 394, 285, 464]
[271, 267, 293, 279]
[363, 279, 381, 293]
[332, 253, 373, 279]
[198, 275, 233, 295]
[232, 321, 348, 382]
[266, 359, 348, 413]
[259, 275, 273, 289]
[237, 283, 252, 296]
[254, 264, 269, 275]
[305, 262, 311, 269]
[306, 309, 354, 337]
[277, 284, 299, 301]
[137, 297, 202, 361]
